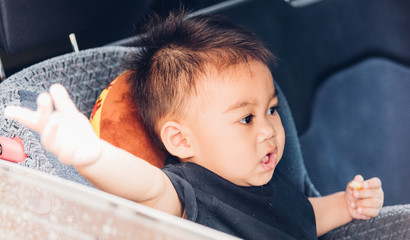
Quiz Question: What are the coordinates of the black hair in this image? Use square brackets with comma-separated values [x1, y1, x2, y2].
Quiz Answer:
[124, 9, 275, 153]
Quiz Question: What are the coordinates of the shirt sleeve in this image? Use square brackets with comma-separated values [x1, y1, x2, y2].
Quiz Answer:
[162, 165, 198, 221]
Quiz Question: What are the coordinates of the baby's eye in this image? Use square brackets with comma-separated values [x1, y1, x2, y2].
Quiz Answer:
[268, 106, 280, 115]
[239, 114, 254, 125]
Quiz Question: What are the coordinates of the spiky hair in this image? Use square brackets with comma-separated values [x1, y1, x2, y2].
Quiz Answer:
[124, 10, 275, 152]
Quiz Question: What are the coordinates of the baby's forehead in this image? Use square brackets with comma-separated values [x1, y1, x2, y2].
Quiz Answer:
[192, 60, 276, 101]
[199, 60, 271, 82]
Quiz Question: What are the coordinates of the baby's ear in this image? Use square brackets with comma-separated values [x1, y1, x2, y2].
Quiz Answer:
[160, 121, 194, 159]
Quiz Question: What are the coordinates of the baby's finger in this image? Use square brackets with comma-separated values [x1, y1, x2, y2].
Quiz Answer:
[354, 175, 364, 182]
[355, 197, 383, 209]
[357, 206, 380, 218]
[5, 106, 41, 131]
[40, 113, 61, 153]
[364, 177, 382, 189]
[354, 188, 383, 199]
[36, 92, 53, 131]
[49, 84, 78, 115]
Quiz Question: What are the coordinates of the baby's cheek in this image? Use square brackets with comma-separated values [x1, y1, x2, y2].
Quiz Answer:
[278, 130, 286, 156]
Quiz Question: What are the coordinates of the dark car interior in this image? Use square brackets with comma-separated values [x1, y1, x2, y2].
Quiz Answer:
[0, 0, 409, 237]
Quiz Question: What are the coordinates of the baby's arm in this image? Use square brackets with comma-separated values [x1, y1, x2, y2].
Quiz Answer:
[309, 175, 384, 236]
[5, 84, 182, 216]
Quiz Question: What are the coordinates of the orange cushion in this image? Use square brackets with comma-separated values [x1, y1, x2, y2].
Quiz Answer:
[90, 71, 166, 168]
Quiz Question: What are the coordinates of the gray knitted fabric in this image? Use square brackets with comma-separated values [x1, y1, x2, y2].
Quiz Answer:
[322, 205, 410, 239]
[0, 45, 409, 239]
[0, 46, 131, 186]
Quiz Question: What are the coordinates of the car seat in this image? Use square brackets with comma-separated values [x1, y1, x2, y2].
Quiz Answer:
[0, 46, 129, 186]
[0, 44, 409, 239]
[0, 44, 318, 196]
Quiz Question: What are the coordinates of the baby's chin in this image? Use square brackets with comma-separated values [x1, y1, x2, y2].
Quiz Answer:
[242, 171, 275, 187]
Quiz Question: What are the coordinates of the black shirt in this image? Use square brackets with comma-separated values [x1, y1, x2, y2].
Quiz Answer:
[162, 162, 317, 240]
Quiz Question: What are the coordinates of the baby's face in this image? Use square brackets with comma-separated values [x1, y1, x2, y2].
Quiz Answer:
[183, 60, 285, 186]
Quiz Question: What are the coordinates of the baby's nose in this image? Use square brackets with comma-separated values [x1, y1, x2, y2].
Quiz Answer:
[257, 119, 276, 143]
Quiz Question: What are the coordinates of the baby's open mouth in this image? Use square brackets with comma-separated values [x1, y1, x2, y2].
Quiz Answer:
[260, 150, 277, 171]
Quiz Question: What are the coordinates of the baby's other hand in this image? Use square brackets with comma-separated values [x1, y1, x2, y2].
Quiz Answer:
[345, 175, 384, 220]
[5, 84, 102, 166]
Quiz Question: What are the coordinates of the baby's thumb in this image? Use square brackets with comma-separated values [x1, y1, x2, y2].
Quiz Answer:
[354, 175, 364, 182]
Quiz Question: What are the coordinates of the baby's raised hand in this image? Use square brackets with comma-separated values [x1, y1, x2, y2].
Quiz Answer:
[345, 175, 384, 220]
[5, 84, 102, 166]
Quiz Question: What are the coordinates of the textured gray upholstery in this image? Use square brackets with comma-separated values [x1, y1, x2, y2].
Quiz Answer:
[0, 46, 130, 185]
[322, 204, 410, 240]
